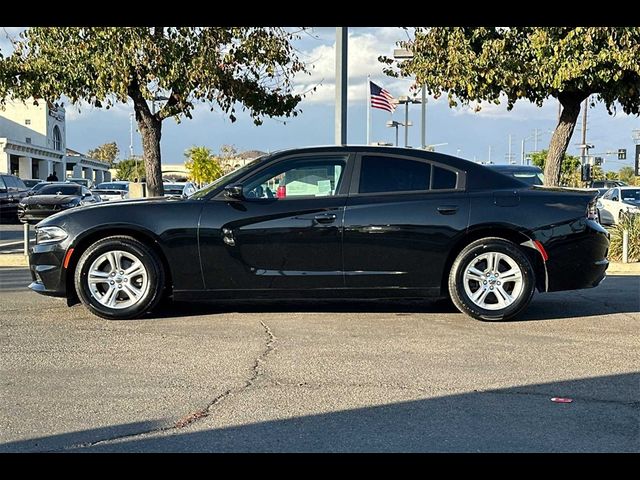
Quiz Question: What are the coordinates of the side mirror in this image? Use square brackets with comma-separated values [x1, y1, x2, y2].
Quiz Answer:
[224, 183, 244, 200]
[27, 190, 35, 196]
[83, 192, 92, 198]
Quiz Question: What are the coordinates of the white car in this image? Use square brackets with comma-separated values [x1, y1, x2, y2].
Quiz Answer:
[92, 181, 130, 201]
[163, 182, 197, 197]
[597, 186, 640, 225]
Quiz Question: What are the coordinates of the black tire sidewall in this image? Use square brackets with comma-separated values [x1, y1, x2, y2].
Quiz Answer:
[450, 239, 535, 322]
[75, 237, 163, 320]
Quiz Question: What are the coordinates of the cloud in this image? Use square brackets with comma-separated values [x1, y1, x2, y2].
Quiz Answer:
[293, 28, 426, 106]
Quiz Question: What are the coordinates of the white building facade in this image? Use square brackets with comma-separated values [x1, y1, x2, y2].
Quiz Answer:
[0, 100, 110, 182]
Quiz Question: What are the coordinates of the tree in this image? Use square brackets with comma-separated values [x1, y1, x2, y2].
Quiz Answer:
[606, 171, 619, 181]
[618, 166, 640, 186]
[591, 165, 605, 182]
[382, 28, 640, 186]
[184, 146, 224, 185]
[530, 149, 582, 187]
[1, 28, 307, 196]
[115, 158, 145, 182]
[87, 142, 119, 167]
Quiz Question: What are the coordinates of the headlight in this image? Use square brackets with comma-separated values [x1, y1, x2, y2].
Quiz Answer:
[36, 226, 68, 244]
[61, 200, 79, 208]
[596, 201, 603, 209]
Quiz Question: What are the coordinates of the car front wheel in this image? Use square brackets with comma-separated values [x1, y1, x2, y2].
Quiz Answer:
[449, 238, 535, 322]
[74, 236, 165, 320]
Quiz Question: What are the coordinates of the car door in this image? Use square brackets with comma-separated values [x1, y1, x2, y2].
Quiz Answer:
[342, 152, 470, 293]
[198, 153, 353, 292]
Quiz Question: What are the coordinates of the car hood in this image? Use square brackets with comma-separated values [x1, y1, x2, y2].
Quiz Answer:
[21, 195, 80, 205]
[92, 189, 127, 194]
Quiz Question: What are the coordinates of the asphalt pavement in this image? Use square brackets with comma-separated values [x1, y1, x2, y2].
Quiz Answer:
[0, 267, 638, 452]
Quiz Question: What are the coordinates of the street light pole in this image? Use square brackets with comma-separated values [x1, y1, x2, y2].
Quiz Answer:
[335, 27, 348, 145]
[404, 101, 410, 147]
[421, 85, 426, 149]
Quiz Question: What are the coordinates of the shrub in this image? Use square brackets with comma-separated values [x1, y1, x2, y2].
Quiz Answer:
[608, 213, 640, 262]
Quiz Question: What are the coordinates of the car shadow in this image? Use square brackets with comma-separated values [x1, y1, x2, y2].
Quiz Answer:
[147, 275, 639, 322]
[1, 372, 637, 452]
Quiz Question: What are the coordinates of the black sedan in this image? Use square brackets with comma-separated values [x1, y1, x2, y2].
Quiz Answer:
[27, 146, 609, 322]
[18, 183, 100, 225]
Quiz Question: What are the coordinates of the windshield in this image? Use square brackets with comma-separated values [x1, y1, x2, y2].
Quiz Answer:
[163, 184, 186, 195]
[97, 182, 129, 191]
[621, 189, 640, 203]
[37, 185, 82, 195]
[189, 156, 269, 199]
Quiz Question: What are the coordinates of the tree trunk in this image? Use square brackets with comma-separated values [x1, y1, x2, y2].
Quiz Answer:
[544, 95, 585, 186]
[131, 103, 164, 197]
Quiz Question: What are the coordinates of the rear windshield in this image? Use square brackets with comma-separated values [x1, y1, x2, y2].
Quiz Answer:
[97, 182, 129, 191]
[38, 184, 82, 195]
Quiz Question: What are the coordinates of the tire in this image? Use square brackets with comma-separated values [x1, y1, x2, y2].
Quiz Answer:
[448, 237, 535, 322]
[74, 235, 165, 320]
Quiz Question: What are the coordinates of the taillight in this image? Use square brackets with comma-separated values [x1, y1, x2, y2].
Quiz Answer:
[587, 199, 599, 221]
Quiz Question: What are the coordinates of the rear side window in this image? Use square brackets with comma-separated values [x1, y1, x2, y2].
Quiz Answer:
[4, 176, 23, 189]
[0, 176, 7, 191]
[432, 166, 457, 190]
[359, 156, 430, 194]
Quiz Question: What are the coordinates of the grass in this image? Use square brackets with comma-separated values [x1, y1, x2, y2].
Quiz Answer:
[607, 213, 640, 263]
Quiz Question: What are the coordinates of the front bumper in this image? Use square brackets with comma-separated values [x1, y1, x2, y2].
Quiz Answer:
[28, 241, 68, 297]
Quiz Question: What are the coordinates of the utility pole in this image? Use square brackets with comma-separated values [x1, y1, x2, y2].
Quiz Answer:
[581, 97, 588, 163]
[404, 101, 410, 147]
[508, 134, 512, 164]
[534, 128, 539, 152]
[335, 27, 348, 145]
[129, 113, 134, 158]
[420, 85, 426, 149]
[521, 138, 525, 165]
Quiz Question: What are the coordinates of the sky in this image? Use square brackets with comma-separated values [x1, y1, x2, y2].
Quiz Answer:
[1, 26, 638, 172]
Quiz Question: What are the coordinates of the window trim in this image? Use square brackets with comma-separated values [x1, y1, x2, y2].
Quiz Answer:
[212, 152, 355, 201]
[349, 152, 466, 197]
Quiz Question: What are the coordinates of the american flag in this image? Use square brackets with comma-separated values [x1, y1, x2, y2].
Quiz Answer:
[370, 81, 396, 113]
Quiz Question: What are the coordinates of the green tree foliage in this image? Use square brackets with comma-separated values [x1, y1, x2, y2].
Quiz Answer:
[382, 28, 640, 186]
[591, 165, 605, 182]
[1, 27, 307, 196]
[87, 142, 119, 167]
[530, 149, 582, 187]
[606, 171, 619, 180]
[618, 166, 640, 185]
[184, 146, 224, 185]
[115, 158, 145, 181]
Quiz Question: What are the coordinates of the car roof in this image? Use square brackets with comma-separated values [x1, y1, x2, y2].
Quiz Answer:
[264, 145, 525, 190]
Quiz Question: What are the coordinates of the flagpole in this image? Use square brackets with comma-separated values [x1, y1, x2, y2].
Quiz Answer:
[366, 75, 371, 145]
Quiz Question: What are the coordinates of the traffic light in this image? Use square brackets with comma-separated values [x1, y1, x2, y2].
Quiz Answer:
[618, 148, 626, 160]
[581, 164, 592, 182]
[594, 157, 603, 166]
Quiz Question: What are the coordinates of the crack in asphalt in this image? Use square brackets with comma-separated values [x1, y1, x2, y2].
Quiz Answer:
[52, 320, 277, 452]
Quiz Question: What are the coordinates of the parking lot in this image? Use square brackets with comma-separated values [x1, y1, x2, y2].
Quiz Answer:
[0, 267, 638, 452]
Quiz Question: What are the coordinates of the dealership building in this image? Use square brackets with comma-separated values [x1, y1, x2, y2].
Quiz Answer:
[0, 100, 110, 182]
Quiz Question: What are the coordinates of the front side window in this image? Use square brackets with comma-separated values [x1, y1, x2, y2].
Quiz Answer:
[359, 156, 430, 194]
[243, 157, 346, 199]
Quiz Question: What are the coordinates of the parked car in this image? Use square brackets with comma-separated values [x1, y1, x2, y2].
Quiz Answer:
[485, 165, 544, 186]
[590, 180, 628, 198]
[66, 177, 96, 189]
[0, 174, 29, 223]
[18, 182, 100, 225]
[92, 181, 130, 201]
[597, 186, 640, 225]
[27, 181, 58, 195]
[27, 146, 609, 322]
[163, 182, 197, 197]
[22, 179, 44, 189]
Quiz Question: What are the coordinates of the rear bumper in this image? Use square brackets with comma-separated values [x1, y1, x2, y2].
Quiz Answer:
[542, 219, 609, 292]
[28, 242, 68, 297]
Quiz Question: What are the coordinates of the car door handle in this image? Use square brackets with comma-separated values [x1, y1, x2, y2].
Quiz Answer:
[437, 205, 458, 215]
[314, 213, 337, 224]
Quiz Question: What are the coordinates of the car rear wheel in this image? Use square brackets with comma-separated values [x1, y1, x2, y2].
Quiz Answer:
[448, 238, 535, 322]
[74, 236, 165, 320]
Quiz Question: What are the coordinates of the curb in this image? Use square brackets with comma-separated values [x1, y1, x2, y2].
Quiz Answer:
[1, 255, 638, 273]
